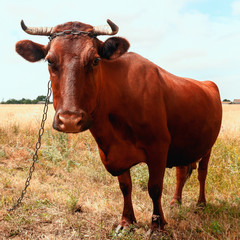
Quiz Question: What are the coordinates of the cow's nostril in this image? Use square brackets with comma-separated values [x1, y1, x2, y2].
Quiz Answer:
[58, 115, 63, 125]
[77, 119, 83, 126]
[58, 114, 65, 123]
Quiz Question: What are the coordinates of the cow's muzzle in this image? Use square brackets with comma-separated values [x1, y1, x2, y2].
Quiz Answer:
[53, 110, 92, 133]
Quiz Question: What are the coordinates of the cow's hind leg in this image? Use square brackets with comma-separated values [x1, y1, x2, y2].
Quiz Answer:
[197, 149, 211, 206]
[170, 166, 188, 206]
[116, 170, 136, 233]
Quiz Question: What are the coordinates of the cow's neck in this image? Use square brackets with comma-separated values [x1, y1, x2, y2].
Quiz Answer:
[89, 58, 131, 153]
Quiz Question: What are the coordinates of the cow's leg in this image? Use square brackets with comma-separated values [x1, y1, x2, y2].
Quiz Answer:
[116, 170, 136, 232]
[148, 165, 167, 231]
[197, 150, 211, 206]
[147, 144, 169, 231]
[170, 166, 188, 205]
[170, 163, 196, 206]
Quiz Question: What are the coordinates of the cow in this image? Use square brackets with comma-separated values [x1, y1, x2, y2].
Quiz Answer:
[15, 19, 222, 233]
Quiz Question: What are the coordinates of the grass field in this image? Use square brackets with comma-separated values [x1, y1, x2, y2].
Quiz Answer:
[0, 104, 239, 239]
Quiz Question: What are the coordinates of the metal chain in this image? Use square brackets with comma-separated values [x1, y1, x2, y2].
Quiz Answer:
[7, 80, 52, 212]
[49, 30, 94, 41]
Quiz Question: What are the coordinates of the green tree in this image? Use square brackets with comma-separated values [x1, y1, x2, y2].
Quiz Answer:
[36, 95, 46, 102]
[1, 95, 50, 104]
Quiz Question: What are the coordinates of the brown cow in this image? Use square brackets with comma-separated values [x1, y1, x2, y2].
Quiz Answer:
[16, 19, 222, 232]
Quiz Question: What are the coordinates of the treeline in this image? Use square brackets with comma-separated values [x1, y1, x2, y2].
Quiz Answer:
[1, 95, 49, 104]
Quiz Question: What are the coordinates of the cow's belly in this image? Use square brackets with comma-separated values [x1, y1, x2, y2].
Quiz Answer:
[166, 131, 217, 168]
[166, 110, 221, 167]
[166, 145, 207, 168]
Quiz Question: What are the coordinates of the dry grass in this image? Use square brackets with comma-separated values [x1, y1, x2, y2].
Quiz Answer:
[221, 104, 240, 138]
[0, 104, 239, 239]
[0, 104, 55, 129]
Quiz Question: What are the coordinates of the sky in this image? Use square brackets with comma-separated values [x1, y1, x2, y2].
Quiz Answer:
[1, 0, 240, 101]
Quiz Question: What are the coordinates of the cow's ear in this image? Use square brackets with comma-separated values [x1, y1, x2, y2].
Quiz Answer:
[99, 37, 130, 60]
[15, 40, 47, 62]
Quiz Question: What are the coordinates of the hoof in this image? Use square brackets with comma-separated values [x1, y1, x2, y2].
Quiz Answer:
[197, 196, 206, 207]
[114, 224, 134, 237]
[115, 225, 126, 234]
[170, 198, 182, 207]
[151, 214, 167, 233]
[197, 201, 206, 208]
[146, 229, 167, 240]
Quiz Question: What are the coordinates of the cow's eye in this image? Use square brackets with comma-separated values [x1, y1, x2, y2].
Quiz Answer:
[46, 58, 58, 72]
[47, 59, 53, 66]
[93, 57, 101, 66]
[45, 57, 54, 66]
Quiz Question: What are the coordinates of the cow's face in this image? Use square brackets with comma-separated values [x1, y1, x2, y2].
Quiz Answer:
[16, 21, 129, 133]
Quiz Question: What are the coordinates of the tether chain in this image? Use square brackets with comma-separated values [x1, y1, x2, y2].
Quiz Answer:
[7, 80, 52, 212]
[49, 30, 94, 41]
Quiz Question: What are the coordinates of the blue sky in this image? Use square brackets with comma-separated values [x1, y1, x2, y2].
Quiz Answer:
[1, 0, 240, 101]
[182, 0, 232, 17]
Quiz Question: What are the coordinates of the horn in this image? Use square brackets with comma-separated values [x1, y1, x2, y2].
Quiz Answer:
[20, 20, 53, 36]
[93, 19, 119, 36]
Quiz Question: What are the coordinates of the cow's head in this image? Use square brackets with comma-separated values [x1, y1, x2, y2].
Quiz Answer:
[16, 20, 129, 133]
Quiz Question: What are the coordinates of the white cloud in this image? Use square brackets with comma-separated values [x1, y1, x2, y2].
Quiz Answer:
[123, 4, 240, 100]
[231, 0, 240, 16]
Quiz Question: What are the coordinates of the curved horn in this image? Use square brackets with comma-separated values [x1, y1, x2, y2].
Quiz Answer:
[20, 20, 53, 36]
[93, 19, 119, 36]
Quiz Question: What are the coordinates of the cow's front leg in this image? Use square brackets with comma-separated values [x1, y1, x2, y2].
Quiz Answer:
[147, 143, 169, 231]
[116, 170, 136, 233]
[148, 166, 167, 231]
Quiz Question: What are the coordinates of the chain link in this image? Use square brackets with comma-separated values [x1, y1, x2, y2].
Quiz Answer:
[7, 80, 52, 212]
